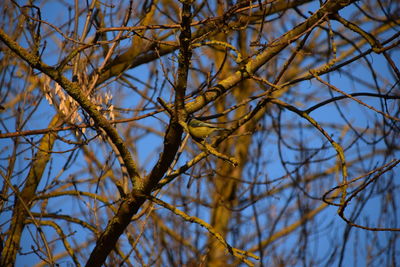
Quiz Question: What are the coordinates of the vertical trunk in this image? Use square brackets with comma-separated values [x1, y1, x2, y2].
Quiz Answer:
[1, 115, 62, 266]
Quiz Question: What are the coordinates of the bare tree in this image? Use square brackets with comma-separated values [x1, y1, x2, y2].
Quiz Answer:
[0, 0, 399, 266]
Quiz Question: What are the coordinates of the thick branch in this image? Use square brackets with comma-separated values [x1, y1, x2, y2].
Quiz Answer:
[0, 28, 141, 189]
[185, 0, 357, 114]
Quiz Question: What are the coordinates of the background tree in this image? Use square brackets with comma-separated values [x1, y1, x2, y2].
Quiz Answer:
[0, 0, 399, 266]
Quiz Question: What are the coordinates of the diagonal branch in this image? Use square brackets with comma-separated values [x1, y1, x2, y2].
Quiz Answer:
[185, 0, 357, 114]
[0, 28, 141, 188]
[0, 26, 142, 267]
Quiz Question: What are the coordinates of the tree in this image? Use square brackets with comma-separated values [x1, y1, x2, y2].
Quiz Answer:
[0, 0, 399, 266]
